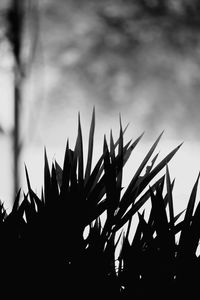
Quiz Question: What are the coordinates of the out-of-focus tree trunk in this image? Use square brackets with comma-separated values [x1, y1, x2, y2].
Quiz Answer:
[13, 64, 22, 200]
[6, 0, 38, 203]
[7, 0, 25, 201]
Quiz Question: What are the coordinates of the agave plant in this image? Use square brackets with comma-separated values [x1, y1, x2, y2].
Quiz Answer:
[1, 109, 200, 299]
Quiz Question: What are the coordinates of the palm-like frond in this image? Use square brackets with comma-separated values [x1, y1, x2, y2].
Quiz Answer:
[1, 110, 200, 299]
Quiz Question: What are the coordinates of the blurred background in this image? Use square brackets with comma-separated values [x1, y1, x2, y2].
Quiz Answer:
[0, 0, 200, 212]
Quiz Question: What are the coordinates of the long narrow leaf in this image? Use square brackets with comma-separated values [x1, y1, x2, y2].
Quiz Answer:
[166, 165, 174, 230]
[44, 148, 51, 203]
[114, 176, 165, 232]
[85, 107, 95, 183]
[121, 131, 164, 203]
[178, 172, 200, 257]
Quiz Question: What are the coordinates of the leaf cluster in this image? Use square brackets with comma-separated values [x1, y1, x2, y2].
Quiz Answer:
[0, 109, 199, 299]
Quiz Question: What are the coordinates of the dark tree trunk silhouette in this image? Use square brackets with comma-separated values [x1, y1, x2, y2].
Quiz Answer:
[7, 0, 24, 200]
[13, 65, 21, 199]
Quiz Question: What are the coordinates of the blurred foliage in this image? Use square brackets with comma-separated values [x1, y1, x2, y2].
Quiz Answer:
[40, 0, 200, 74]
[30, 0, 200, 138]
[1, 0, 200, 139]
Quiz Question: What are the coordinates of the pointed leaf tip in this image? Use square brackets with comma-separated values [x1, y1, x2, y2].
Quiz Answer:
[85, 109, 96, 181]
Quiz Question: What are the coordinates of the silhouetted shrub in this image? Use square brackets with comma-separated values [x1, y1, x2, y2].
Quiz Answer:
[0, 110, 199, 299]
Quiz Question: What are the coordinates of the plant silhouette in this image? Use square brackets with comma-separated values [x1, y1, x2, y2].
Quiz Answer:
[0, 109, 200, 299]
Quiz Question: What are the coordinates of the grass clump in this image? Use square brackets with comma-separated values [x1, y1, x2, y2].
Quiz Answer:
[0, 109, 199, 299]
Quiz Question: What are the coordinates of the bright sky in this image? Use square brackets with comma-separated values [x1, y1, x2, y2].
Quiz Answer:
[0, 68, 200, 215]
[21, 124, 200, 215]
[0, 33, 200, 216]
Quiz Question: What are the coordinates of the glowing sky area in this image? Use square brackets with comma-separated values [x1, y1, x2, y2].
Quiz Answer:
[0, 65, 200, 216]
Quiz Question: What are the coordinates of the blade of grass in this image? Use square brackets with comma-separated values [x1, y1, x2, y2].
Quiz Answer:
[141, 143, 183, 189]
[113, 175, 165, 232]
[12, 188, 21, 213]
[54, 160, 63, 189]
[119, 142, 183, 218]
[116, 115, 124, 203]
[51, 163, 59, 200]
[60, 140, 72, 198]
[149, 184, 173, 256]
[121, 131, 164, 201]
[118, 132, 165, 218]
[103, 135, 117, 212]
[188, 198, 200, 255]
[25, 164, 35, 206]
[178, 172, 200, 257]
[85, 107, 95, 183]
[76, 112, 84, 185]
[44, 148, 51, 203]
[166, 165, 174, 230]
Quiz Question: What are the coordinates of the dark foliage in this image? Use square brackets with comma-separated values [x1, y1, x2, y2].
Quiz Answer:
[0, 110, 199, 299]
